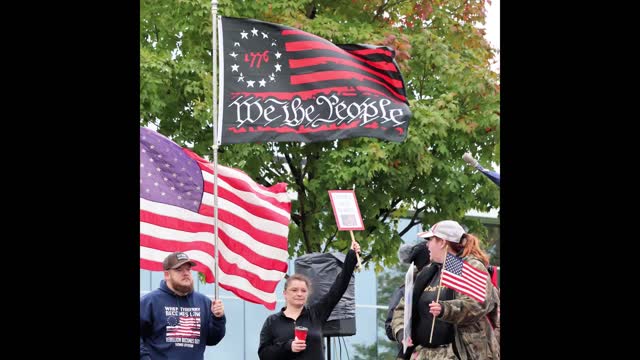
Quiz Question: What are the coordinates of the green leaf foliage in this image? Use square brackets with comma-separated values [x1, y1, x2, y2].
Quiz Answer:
[141, 0, 500, 268]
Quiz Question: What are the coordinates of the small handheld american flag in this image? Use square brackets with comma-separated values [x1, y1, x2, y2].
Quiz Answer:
[441, 253, 488, 303]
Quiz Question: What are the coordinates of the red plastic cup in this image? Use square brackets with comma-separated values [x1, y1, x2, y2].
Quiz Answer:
[295, 326, 308, 341]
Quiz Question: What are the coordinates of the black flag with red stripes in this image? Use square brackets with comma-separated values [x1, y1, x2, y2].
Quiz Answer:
[218, 16, 412, 144]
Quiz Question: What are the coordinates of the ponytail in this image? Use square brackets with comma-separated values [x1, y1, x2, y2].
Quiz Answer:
[462, 233, 490, 266]
[450, 233, 489, 266]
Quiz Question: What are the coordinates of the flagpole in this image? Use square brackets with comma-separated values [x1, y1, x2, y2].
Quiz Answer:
[429, 244, 449, 343]
[211, 0, 220, 300]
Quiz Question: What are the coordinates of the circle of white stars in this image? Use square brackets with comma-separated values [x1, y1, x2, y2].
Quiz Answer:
[228, 27, 283, 88]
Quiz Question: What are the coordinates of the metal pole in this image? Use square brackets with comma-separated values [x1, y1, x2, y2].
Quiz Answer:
[211, 0, 220, 299]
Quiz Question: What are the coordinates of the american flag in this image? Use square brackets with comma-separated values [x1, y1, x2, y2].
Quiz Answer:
[140, 127, 291, 310]
[218, 16, 412, 144]
[441, 252, 488, 303]
[166, 315, 201, 338]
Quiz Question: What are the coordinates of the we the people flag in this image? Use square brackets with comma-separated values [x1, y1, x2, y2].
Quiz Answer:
[140, 127, 291, 310]
[441, 253, 489, 303]
[217, 16, 412, 144]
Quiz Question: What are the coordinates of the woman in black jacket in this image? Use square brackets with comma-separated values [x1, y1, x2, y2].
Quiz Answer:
[258, 241, 360, 360]
[384, 242, 430, 360]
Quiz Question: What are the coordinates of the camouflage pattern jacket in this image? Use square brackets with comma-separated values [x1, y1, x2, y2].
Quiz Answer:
[392, 257, 500, 360]
[440, 255, 500, 360]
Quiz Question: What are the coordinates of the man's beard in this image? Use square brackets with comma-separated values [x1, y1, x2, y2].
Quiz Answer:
[170, 278, 194, 294]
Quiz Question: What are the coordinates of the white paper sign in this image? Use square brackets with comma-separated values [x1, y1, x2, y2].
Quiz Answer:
[328, 190, 365, 231]
[403, 262, 414, 353]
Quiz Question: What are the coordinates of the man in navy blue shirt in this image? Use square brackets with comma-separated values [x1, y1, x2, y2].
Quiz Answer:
[140, 252, 226, 360]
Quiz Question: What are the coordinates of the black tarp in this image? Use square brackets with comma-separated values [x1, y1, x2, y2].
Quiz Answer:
[294, 252, 356, 321]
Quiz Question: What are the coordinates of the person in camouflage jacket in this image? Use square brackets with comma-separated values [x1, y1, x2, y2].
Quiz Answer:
[392, 220, 500, 360]
[391, 263, 458, 360]
[431, 256, 500, 360]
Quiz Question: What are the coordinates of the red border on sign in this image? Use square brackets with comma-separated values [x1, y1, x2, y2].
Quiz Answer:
[328, 190, 365, 231]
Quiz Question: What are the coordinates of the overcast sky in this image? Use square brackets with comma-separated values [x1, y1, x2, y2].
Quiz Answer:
[485, 0, 500, 72]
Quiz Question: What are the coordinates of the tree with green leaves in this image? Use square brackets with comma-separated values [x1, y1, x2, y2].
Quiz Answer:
[140, 0, 500, 269]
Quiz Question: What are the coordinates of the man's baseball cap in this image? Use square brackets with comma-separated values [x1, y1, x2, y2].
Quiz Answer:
[417, 220, 466, 243]
[163, 252, 197, 270]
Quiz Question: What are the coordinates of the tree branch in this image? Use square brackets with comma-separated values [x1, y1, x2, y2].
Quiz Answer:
[306, 4, 316, 19]
[420, 61, 427, 98]
[285, 148, 313, 253]
[373, 0, 409, 22]
[291, 213, 302, 227]
[362, 253, 373, 265]
[322, 229, 339, 253]
[399, 205, 426, 237]
[265, 166, 283, 182]
[364, 198, 396, 239]
[373, 1, 387, 22]
[367, 175, 418, 238]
